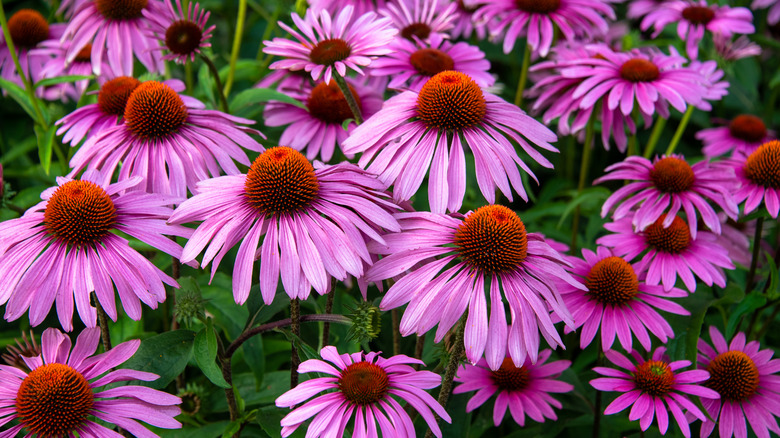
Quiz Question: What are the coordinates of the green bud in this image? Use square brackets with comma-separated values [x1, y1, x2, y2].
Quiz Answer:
[174, 277, 206, 327]
[347, 301, 382, 343]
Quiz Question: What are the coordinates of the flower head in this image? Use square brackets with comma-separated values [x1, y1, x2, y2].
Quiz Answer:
[145, 0, 214, 64]
[30, 39, 105, 102]
[379, 0, 457, 42]
[276, 346, 450, 437]
[0, 9, 65, 87]
[697, 114, 774, 159]
[732, 140, 780, 218]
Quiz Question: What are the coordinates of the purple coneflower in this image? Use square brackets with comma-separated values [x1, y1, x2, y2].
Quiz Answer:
[591, 347, 719, 438]
[380, 0, 457, 42]
[0, 327, 182, 437]
[696, 326, 780, 438]
[453, 348, 573, 427]
[627, 0, 674, 20]
[558, 247, 689, 352]
[732, 140, 780, 218]
[263, 5, 397, 84]
[275, 346, 450, 437]
[753, 0, 780, 25]
[697, 114, 774, 158]
[145, 0, 214, 64]
[714, 34, 762, 61]
[367, 205, 579, 369]
[168, 147, 399, 305]
[68, 80, 263, 198]
[0, 171, 191, 331]
[450, 0, 489, 40]
[308, 0, 386, 18]
[343, 70, 558, 213]
[31, 41, 101, 102]
[0, 9, 65, 87]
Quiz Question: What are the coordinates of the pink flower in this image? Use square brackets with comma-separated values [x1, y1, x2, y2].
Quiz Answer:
[714, 34, 762, 61]
[0, 10, 65, 88]
[449, 0, 490, 40]
[697, 114, 774, 159]
[144, 0, 215, 64]
[379, 0, 457, 42]
[308, 0, 386, 18]
[731, 140, 780, 218]
[276, 346, 450, 437]
[753, 0, 780, 25]
[30, 40, 105, 102]
[0, 327, 181, 437]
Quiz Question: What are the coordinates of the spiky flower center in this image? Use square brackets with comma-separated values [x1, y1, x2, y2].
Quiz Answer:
[16, 363, 94, 437]
[454, 205, 528, 275]
[682, 5, 715, 24]
[586, 256, 638, 305]
[165, 20, 203, 56]
[410, 48, 455, 77]
[619, 58, 660, 83]
[650, 157, 695, 193]
[7, 9, 49, 49]
[706, 350, 759, 401]
[244, 147, 319, 215]
[44, 180, 117, 247]
[74, 43, 92, 63]
[744, 140, 780, 189]
[98, 76, 141, 116]
[729, 114, 767, 143]
[416, 70, 486, 130]
[644, 215, 690, 254]
[490, 357, 531, 392]
[338, 362, 390, 405]
[309, 38, 351, 66]
[516, 0, 560, 13]
[124, 81, 189, 139]
[307, 81, 360, 125]
[401, 23, 432, 41]
[95, 0, 148, 20]
[633, 360, 674, 396]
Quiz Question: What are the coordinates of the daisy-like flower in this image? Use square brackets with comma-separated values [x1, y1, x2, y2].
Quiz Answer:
[732, 140, 780, 218]
[449, 0, 489, 40]
[753, 0, 780, 25]
[370, 33, 493, 91]
[595, 154, 739, 238]
[558, 247, 689, 352]
[591, 347, 719, 438]
[343, 70, 558, 214]
[714, 34, 762, 61]
[276, 345, 450, 437]
[0, 9, 65, 87]
[698, 114, 775, 159]
[308, 0, 386, 18]
[0, 327, 182, 437]
[696, 326, 780, 438]
[264, 78, 383, 162]
[68, 80, 263, 198]
[144, 0, 214, 64]
[263, 5, 397, 84]
[472, 0, 615, 56]
[367, 205, 580, 369]
[627, 0, 674, 20]
[380, 0, 457, 42]
[168, 147, 399, 304]
[641, 0, 755, 59]
[31, 41, 100, 102]
[61, 0, 167, 75]
[453, 348, 573, 427]
[598, 215, 735, 292]
[0, 170, 191, 331]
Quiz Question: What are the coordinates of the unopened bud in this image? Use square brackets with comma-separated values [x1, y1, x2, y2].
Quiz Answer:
[347, 301, 382, 342]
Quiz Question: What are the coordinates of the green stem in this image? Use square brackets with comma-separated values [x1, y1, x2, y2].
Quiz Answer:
[627, 133, 637, 156]
[513, 44, 532, 108]
[643, 117, 667, 158]
[664, 106, 694, 156]
[745, 216, 765, 294]
[571, 112, 597, 252]
[332, 71, 363, 124]
[423, 316, 466, 438]
[184, 62, 194, 93]
[224, 0, 247, 97]
[199, 54, 230, 113]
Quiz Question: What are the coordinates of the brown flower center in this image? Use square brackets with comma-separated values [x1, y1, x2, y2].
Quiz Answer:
[650, 157, 695, 193]
[706, 350, 760, 401]
[7, 9, 49, 49]
[309, 38, 351, 66]
[16, 363, 94, 437]
[619, 58, 660, 83]
[401, 23, 432, 41]
[44, 180, 117, 247]
[516, 0, 561, 13]
[165, 20, 203, 56]
[490, 357, 531, 391]
[74, 43, 92, 63]
[633, 360, 675, 396]
[338, 362, 390, 405]
[410, 48, 455, 77]
[244, 147, 320, 215]
[98, 76, 141, 116]
[586, 256, 638, 305]
[416, 70, 486, 130]
[729, 115, 767, 143]
[457, 0, 478, 13]
[307, 81, 361, 124]
[644, 215, 691, 254]
[454, 205, 528, 275]
[682, 5, 715, 25]
[124, 81, 189, 138]
[95, 0, 148, 20]
[744, 140, 780, 189]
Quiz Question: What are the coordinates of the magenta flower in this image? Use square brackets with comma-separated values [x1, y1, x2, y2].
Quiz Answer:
[472, 0, 615, 56]
[697, 114, 774, 159]
[144, 0, 214, 64]
[370, 33, 493, 91]
[753, 0, 780, 25]
[450, 0, 489, 40]
[453, 348, 573, 426]
[591, 347, 719, 438]
[276, 346, 450, 437]
[595, 154, 739, 238]
[598, 215, 735, 292]
[627, 0, 675, 20]
[0, 10, 65, 87]
[0, 171, 191, 331]
[558, 247, 689, 352]
[0, 327, 181, 437]
[367, 205, 579, 369]
[731, 140, 780, 218]
[343, 70, 558, 213]
[308, 0, 386, 18]
[263, 5, 397, 84]
[641, 0, 755, 59]
[68, 80, 263, 198]
[696, 326, 780, 438]
[379, 0, 457, 42]
[714, 34, 762, 61]
[169, 147, 399, 304]
[31, 41, 102, 102]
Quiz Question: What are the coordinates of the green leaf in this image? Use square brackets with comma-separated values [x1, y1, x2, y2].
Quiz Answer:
[243, 334, 265, 391]
[0, 77, 36, 120]
[230, 87, 306, 113]
[198, 63, 216, 106]
[34, 124, 56, 174]
[194, 321, 231, 388]
[557, 187, 610, 228]
[34, 75, 93, 89]
[726, 292, 767, 339]
[120, 330, 195, 389]
[341, 118, 355, 131]
[766, 254, 779, 300]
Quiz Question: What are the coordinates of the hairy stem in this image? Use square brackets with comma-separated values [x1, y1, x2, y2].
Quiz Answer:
[392, 309, 401, 356]
[424, 316, 466, 438]
[200, 54, 230, 113]
[413, 333, 426, 370]
[665, 105, 694, 156]
[93, 293, 113, 352]
[290, 298, 301, 388]
[332, 71, 363, 124]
